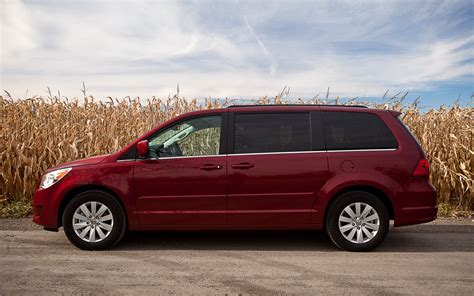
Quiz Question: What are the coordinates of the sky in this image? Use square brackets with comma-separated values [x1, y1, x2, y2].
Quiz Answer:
[1, 0, 473, 106]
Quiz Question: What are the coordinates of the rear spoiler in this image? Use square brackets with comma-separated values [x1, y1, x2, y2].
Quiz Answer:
[389, 110, 402, 117]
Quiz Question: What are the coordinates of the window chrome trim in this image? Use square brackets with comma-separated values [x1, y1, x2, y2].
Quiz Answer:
[118, 148, 397, 162]
[158, 154, 227, 160]
[327, 148, 397, 153]
[116, 159, 136, 162]
[230, 150, 325, 157]
[230, 148, 397, 156]
[136, 154, 227, 161]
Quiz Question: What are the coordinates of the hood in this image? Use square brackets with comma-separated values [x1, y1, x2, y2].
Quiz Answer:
[47, 154, 110, 172]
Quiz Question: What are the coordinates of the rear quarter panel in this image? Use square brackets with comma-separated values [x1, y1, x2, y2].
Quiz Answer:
[312, 149, 405, 225]
[311, 110, 424, 226]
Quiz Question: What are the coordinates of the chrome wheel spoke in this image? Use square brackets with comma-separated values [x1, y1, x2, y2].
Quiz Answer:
[73, 221, 88, 230]
[80, 204, 91, 217]
[365, 222, 379, 231]
[79, 226, 91, 239]
[89, 227, 96, 242]
[90, 202, 97, 216]
[360, 205, 371, 219]
[338, 216, 353, 223]
[347, 228, 357, 241]
[365, 214, 379, 222]
[73, 201, 113, 243]
[96, 226, 106, 239]
[344, 206, 356, 219]
[362, 227, 374, 240]
[99, 214, 113, 222]
[98, 223, 112, 231]
[355, 203, 361, 217]
[73, 213, 88, 221]
[96, 205, 107, 218]
[356, 228, 363, 243]
[340, 224, 355, 232]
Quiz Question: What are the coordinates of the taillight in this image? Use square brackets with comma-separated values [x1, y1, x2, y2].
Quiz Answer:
[413, 159, 430, 177]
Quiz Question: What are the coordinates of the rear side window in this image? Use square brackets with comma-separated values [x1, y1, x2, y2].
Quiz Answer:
[323, 111, 397, 150]
[233, 113, 311, 154]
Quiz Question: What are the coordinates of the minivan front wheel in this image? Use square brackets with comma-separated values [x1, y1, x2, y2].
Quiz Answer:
[62, 190, 126, 250]
[326, 191, 389, 251]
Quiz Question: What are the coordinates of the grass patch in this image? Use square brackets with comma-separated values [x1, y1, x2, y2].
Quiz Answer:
[0, 200, 32, 218]
[438, 203, 453, 217]
[438, 203, 472, 219]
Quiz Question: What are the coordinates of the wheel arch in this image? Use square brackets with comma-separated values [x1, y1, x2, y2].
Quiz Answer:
[57, 184, 127, 228]
[323, 185, 395, 227]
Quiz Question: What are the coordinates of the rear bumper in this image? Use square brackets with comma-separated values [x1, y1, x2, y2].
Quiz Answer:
[395, 205, 437, 226]
[394, 179, 437, 227]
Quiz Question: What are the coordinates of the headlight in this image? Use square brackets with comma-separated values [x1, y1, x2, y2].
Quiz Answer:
[40, 168, 72, 189]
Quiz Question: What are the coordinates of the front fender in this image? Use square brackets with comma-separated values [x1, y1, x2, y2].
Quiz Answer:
[33, 161, 139, 230]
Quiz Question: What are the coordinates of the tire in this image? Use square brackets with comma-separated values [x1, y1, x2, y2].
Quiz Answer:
[62, 190, 127, 250]
[326, 191, 389, 252]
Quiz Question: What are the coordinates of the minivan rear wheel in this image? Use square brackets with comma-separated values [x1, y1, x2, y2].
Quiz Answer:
[62, 190, 126, 250]
[326, 191, 389, 251]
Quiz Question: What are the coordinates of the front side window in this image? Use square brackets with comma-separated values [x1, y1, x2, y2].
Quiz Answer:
[233, 113, 311, 154]
[323, 111, 398, 150]
[148, 115, 221, 158]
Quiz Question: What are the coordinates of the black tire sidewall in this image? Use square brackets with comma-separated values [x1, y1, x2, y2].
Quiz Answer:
[326, 191, 389, 252]
[62, 190, 126, 250]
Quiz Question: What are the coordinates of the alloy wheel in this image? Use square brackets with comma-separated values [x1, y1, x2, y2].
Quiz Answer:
[338, 202, 380, 244]
[72, 201, 114, 243]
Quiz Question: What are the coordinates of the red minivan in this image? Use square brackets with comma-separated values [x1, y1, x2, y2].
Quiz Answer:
[33, 105, 437, 251]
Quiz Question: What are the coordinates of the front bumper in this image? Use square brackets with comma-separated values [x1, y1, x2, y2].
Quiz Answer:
[32, 185, 65, 229]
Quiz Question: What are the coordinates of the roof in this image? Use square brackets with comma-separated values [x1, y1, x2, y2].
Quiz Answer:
[225, 104, 377, 113]
[227, 104, 367, 109]
[163, 104, 380, 120]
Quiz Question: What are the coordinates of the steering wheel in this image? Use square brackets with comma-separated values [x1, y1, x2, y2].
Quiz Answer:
[167, 142, 183, 157]
[151, 142, 183, 158]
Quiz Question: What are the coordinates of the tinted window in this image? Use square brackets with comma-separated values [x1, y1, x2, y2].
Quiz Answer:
[323, 112, 397, 150]
[234, 113, 311, 154]
[148, 115, 221, 158]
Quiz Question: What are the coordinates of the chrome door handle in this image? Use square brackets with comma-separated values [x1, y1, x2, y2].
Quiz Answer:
[231, 162, 254, 169]
[199, 164, 222, 171]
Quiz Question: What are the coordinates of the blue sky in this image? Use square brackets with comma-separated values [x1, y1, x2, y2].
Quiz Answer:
[1, 0, 473, 106]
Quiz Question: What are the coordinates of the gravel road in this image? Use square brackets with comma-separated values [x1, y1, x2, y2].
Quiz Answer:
[1, 218, 473, 295]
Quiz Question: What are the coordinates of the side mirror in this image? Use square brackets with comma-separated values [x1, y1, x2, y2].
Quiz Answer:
[137, 140, 149, 158]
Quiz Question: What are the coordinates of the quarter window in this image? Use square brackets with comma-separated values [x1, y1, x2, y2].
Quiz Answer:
[233, 113, 311, 154]
[323, 111, 397, 150]
[148, 115, 221, 158]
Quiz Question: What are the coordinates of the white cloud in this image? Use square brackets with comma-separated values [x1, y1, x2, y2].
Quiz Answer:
[1, 0, 37, 56]
[1, 0, 472, 101]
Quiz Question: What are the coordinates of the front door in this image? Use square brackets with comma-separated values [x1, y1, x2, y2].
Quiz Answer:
[227, 112, 328, 226]
[134, 114, 227, 226]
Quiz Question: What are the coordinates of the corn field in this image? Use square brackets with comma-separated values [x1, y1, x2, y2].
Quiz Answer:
[0, 94, 472, 213]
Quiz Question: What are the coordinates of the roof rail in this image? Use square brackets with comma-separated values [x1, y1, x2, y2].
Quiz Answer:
[227, 104, 368, 108]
